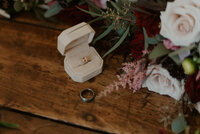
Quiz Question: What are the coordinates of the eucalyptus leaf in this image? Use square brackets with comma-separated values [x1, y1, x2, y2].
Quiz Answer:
[14, 1, 23, 12]
[147, 37, 158, 44]
[110, 1, 123, 14]
[76, 6, 102, 17]
[155, 34, 163, 41]
[149, 43, 171, 60]
[93, 24, 114, 44]
[44, 1, 63, 18]
[143, 27, 148, 50]
[169, 55, 180, 65]
[0, 121, 20, 128]
[171, 114, 187, 133]
[85, 0, 103, 13]
[89, 6, 99, 17]
[103, 26, 130, 58]
[88, 16, 103, 24]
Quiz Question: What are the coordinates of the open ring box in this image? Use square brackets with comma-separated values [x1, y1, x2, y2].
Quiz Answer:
[57, 22, 103, 83]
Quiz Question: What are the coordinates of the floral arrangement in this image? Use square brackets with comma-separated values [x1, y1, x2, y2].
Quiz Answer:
[0, 0, 200, 133]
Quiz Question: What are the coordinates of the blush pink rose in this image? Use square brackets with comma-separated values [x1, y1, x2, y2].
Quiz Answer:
[163, 39, 180, 50]
[142, 65, 185, 100]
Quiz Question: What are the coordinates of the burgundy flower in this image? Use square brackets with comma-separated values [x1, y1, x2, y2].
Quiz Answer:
[185, 74, 200, 103]
[134, 10, 160, 36]
[130, 10, 160, 59]
[58, 5, 91, 24]
[130, 31, 144, 59]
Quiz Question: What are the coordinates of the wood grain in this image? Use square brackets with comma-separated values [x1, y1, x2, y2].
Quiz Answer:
[0, 17, 199, 134]
[12, 12, 72, 30]
[0, 108, 101, 134]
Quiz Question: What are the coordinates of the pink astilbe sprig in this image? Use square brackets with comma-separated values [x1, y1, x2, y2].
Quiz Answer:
[97, 58, 148, 98]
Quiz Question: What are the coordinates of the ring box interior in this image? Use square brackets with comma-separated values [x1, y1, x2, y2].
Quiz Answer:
[57, 22, 103, 83]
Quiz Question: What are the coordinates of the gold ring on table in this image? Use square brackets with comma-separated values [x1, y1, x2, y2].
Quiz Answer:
[80, 88, 95, 103]
[82, 57, 88, 64]
[81, 56, 91, 65]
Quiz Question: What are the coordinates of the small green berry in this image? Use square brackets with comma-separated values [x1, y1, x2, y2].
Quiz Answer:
[182, 58, 197, 75]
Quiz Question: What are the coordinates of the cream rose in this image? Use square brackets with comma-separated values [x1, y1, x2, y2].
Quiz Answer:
[160, 0, 200, 46]
[195, 102, 200, 114]
[142, 65, 185, 100]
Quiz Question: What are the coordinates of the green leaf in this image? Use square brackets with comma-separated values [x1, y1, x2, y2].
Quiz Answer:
[147, 37, 158, 44]
[0, 121, 20, 128]
[44, 1, 63, 18]
[170, 55, 180, 65]
[155, 34, 163, 41]
[103, 26, 130, 58]
[110, 1, 123, 14]
[143, 27, 149, 50]
[93, 24, 114, 44]
[14, 1, 23, 12]
[168, 44, 195, 57]
[76, 6, 102, 17]
[168, 44, 195, 65]
[149, 43, 171, 60]
[85, 0, 103, 13]
[171, 114, 187, 134]
[195, 130, 200, 134]
[88, 17, 103, 24]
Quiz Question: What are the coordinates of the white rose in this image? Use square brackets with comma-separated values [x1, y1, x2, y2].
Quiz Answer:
[160, 0, 200, 46]
[142, 65, 185, 100]
[195, 102, 200, 114]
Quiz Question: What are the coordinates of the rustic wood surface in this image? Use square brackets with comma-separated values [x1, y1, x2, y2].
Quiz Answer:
[12, 12, 72, 30]
[0, 108, 101, 134]
[0, 14, 199, 134]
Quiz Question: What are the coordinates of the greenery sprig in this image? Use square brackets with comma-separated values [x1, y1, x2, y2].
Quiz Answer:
[78, 0, 137, 57]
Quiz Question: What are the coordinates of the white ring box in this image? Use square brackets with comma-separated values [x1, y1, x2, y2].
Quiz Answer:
[57, 22, 103, 83]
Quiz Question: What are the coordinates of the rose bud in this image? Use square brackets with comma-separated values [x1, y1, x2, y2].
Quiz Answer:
[182, 58, 197, 75]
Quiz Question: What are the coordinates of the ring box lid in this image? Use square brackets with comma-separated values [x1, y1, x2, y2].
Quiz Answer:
[57, 22, 95, 56]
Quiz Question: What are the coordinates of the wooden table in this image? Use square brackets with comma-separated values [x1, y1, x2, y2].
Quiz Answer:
[0, 13, 199, 134]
